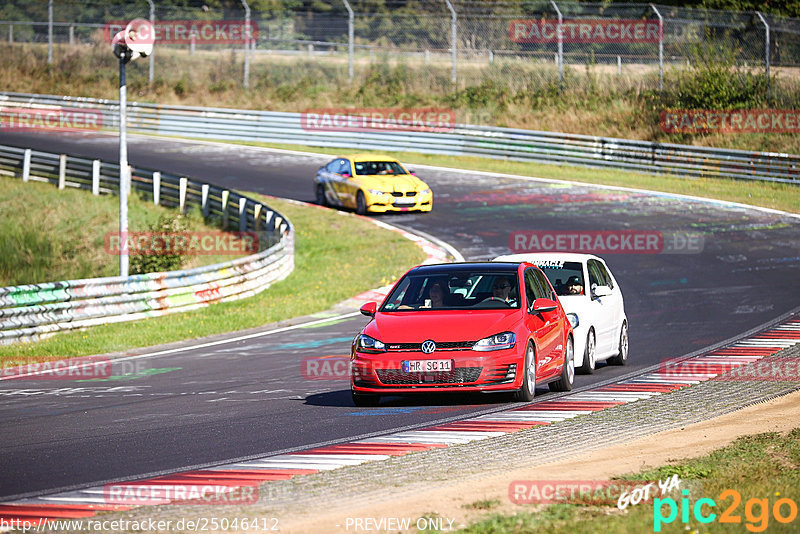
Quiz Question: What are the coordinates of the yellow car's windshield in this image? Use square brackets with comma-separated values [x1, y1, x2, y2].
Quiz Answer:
[354, 161, 407, 176]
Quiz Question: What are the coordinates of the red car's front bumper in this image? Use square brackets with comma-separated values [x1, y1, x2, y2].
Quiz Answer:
[350, 349, 523, 394]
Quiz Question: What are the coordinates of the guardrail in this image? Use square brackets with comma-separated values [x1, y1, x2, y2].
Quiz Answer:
[1, 91, 798, 184]
[0, 144, 294, 345]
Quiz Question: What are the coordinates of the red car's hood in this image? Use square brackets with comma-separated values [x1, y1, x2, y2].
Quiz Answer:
[365, 310, 520, 343]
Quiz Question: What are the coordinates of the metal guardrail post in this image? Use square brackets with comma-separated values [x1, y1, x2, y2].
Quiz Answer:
[92, 159, 100, 195]
[201, 184, 210, 217]
[153, 171, 161, 205]
[445, 0, 457, 86]
[8, 24, 12, 44]
[650, 4, 664, 91]
[239, 197, 247, 232]
[241, 0, 250, 88]
[58, 154, 66, 189]
[22, 149, 31, 181]
[342, 0, 354, 83]
[756, 11, 770, 94]
[48, 0, 53, 64]
[179, 176, 188, 213]
[550, 1, 563, 91]
[147, 0, 155, 84]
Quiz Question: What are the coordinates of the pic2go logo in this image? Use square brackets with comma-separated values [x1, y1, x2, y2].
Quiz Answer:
[654, 489, 798, 532]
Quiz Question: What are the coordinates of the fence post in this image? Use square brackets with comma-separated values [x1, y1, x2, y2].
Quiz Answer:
[239, 197, 247, 231]
[241, 0, 250, 88]
[221, 190, 230, 228]
[342, 0, 354, 83]
[22, 149, 31, 181]
[179, 177, 188, 213]
[550, 1, 563, 91]
[69, 26, 74, 46]
[48, 0, 53, 64]
[756, 11, 770, 93]
[58, 154, 66, 189]
[253, 204, 262, 231]
[650, 4, 663, 91]
[201, 184, 210, 218]
[153, 171, 161, 205]
[147, 0, 155, 84]
[8, 24, 12, 44]
[445, 0, 457, 86]
[92, 159, 100, 195]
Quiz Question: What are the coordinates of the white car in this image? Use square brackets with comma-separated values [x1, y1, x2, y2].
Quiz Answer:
[493, 253, 628, 373]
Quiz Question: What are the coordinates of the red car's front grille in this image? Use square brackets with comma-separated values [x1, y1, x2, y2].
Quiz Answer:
[385, 341, 476, 352]
[375, 367, 482, 385]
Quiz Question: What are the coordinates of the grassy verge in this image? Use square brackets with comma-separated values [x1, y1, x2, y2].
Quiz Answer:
[0, 176, 236, 287]
[0, 196, 425, 359]
[457, 428, 800, 533]
[227, 139, 800, 214]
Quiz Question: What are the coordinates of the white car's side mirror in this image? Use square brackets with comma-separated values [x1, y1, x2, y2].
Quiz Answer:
[593, 285, 612, 298]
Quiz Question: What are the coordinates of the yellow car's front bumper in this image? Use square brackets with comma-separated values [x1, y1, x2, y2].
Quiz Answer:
[365, 191, 433, 213]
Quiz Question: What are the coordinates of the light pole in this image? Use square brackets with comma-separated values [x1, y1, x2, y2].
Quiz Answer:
[112, 19, 154, 277]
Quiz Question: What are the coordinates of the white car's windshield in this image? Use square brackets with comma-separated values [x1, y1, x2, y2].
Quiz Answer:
[531, 261, 585, 296]
[381, 271, 520, 311]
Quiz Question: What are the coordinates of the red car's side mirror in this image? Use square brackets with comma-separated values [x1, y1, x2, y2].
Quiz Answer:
[531, 298, 557, 314]
[360, 302, 377, 317]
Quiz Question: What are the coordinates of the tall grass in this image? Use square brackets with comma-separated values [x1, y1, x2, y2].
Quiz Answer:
[0, 40, 798, 154]
[0, 176, 241, 287]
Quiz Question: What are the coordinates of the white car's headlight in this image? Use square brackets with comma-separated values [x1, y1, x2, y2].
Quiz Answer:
[473, 332, 516, 352]
[368, 189, 385, 196]
[357, 334, 386, 353]
[567, 313, 579, 329]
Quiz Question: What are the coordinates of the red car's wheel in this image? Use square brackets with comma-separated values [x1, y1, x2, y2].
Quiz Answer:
[513, 342, 536, 402]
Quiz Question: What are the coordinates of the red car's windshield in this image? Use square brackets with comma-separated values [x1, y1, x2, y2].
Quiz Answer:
[381, 271, 520, 311]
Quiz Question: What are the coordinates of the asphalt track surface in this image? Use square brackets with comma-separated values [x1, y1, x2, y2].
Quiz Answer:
[1, 131, 799, 500]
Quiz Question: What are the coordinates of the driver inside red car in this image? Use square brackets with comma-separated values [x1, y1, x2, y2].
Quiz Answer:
[492, 276, 516, 305]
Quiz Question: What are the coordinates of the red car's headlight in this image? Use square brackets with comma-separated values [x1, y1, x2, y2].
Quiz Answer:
[356, 334, 387, 353]
[473, 332, 516, 352]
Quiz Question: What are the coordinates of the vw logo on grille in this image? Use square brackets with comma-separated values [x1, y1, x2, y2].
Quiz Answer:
[421, 340, 436, 354]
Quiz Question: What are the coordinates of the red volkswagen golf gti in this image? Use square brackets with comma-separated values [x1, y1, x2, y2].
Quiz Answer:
[350, 262, 574, 406]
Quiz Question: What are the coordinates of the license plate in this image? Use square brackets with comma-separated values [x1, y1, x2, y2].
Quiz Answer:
[402, 359, 452, 373]
[394, 197, 415, 205]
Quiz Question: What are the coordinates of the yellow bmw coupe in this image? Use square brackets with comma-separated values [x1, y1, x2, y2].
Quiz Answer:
[314, 154, 433, 214]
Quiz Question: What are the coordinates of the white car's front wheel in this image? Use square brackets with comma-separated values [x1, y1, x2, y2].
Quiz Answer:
[550, 336, 574, 392]
[578, 329, 596, 374]
[609, 322, 628, 365]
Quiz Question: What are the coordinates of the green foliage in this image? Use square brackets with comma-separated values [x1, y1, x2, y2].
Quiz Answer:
[671, 41, 770, 110]
[129, 214, 190, 275]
